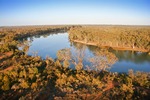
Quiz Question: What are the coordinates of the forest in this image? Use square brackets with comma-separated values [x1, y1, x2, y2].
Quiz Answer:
[0, 25, 150, 99]
[69, 25, 150, 52]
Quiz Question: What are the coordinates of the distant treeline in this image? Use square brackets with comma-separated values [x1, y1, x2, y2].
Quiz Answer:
[0, 26, 71, 53]
[69, 26, 150, 52]
[0, 25, 71, 40]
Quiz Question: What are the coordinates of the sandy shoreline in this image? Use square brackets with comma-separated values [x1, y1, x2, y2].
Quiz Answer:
[72, 40, 149, 53]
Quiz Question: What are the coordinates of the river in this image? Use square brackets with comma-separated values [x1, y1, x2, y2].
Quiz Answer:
[21, 32, 150, 73]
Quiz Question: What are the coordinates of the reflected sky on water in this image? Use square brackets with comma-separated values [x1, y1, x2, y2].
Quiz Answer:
[23, 32, 150, 73]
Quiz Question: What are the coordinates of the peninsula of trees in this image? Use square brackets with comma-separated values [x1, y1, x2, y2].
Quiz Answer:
[69, 25, 150, 52]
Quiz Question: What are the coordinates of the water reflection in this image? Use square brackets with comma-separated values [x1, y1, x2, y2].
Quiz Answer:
[20, 32, 150, 73]
[110, 50, 150, 63]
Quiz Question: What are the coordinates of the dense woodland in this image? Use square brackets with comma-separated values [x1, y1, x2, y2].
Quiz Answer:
[69, 26, 150, 52]
[0, 26, 150, 99]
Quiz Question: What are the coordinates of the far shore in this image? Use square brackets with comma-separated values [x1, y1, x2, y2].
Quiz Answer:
[72, 40, 149, 53]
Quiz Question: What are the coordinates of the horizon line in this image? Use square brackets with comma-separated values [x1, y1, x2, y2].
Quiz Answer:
[1, 24, 150, 27]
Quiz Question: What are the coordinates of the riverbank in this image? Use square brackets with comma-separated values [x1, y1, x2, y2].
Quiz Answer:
[69, 26, 150, 53]
[72, 40, 149, 52]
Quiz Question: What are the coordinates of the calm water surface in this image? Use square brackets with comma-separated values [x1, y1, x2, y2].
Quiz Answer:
[24, 32, 150, 73]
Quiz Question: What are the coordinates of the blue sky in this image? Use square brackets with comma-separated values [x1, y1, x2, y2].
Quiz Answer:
[0, 0, 150, 26]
